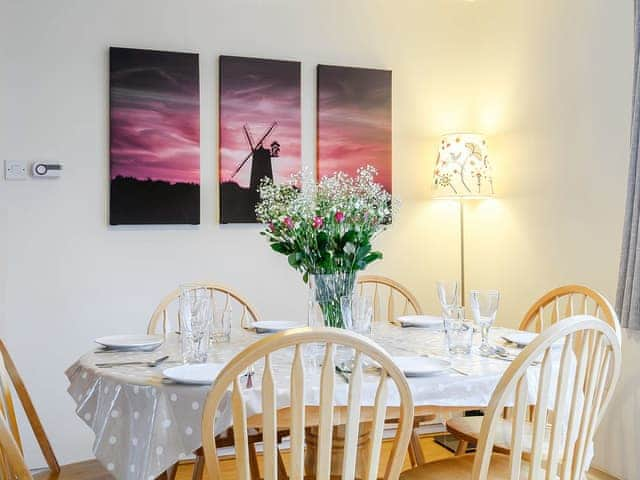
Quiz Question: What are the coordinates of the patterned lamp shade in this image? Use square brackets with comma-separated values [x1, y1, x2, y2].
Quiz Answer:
[433, 133, 494, 199]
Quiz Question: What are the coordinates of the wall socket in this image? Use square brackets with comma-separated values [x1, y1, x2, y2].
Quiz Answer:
[4, 160, 27, 180]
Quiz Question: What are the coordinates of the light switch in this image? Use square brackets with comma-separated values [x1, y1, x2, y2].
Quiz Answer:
[4, 160, 27, 180]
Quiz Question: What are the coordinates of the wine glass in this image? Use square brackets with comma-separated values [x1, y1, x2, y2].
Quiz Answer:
[437, 280, 459, 321]
[469, 290, 500, 356]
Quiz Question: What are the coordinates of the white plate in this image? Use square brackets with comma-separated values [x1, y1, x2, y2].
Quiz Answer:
[95, 334, 164, 350]
[252, 321, 304, 334]
[391, 356, 451, 377]
[163, 363, 224, 385]
[397, 315, 442, 329]
[501, 332, 564, 348]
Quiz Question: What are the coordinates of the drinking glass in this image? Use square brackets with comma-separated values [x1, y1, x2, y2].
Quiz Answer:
[469, 289, 500, 356]
[179, 286, 212, 363]
[340, 294, 373, 336]
[436, 280, 459, 313]
[211, 307, 232, 343]
[443, 306, 473, 355]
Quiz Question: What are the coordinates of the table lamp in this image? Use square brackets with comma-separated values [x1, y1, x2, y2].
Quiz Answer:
[433, 133, 494, 304]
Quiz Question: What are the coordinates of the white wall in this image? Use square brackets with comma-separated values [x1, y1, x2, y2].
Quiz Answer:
[0, 0, 636, 477]
[463, 2, 635, 478]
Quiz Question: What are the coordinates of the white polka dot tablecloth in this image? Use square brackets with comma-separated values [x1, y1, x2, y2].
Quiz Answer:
[66, 324, 551, 480]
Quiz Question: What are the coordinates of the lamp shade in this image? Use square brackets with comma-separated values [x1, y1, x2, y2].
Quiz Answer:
[433, 133, 494, 199]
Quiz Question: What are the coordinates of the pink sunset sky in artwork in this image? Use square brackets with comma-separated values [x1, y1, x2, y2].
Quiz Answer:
[110, 48, 200, 184]
[219, 56, 301, 188]
[317, 66, 392, 193]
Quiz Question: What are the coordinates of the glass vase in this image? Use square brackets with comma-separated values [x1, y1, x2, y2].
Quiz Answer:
[308, 272, 357, 328]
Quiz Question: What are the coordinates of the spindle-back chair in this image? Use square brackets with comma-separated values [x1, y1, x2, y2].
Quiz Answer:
[147, 282, 260, 335]
[201, 327, 415, 480]
[402, 316, 622, 479]
[447, 285, 621, 456]
[357, 276, 422, 325]
[0, 339, 110, 479]
[357, 275, 434, 466]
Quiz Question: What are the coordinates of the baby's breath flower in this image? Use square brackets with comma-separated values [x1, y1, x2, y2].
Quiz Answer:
[256, 166, 395, 278]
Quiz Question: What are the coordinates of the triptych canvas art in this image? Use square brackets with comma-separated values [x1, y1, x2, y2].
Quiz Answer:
[219, 56, 302, 223]
[109, 47, 200, 225]
[108, 47, 391, 225]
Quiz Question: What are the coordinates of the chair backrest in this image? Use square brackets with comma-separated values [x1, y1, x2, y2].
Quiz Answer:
[147, 282, 261, 334]
[472, 316, 622, 480]
[357, 275, 422, 324]
[0, 340, 59, 479]
[519, 285, 621, 341]
[201, 327, 415, 480]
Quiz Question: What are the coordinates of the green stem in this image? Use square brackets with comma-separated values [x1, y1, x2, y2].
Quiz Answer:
[319, 300, 344, 328]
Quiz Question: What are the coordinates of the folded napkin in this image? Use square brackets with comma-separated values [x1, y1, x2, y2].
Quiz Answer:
[396, 315, 443, 328]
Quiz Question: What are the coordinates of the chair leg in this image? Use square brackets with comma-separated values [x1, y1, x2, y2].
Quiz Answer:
[455, 439, 469, 456]
[165, 464, 178, 480]
[277, 448, 288, 480]
[248, 443, 261, 480]
[407, 442, 418, 468]
[409, 430, 426, 466]
[192, 454, 205, 480]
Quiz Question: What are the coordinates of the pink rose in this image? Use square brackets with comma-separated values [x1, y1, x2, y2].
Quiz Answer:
[283, 217, 294, 229]
[312, 216, 324, 229]
[268, 222, 275, 232]
[335, 211, 345, 223]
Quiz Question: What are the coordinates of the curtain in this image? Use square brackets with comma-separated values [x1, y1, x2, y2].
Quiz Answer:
[616, 0, 640, 329]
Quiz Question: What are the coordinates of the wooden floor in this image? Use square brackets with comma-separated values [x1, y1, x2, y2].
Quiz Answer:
[174, 435, 618, 479]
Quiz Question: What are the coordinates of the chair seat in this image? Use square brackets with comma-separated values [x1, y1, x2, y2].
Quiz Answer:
[399, 453, 530, 480]
[447, 415, 550, 458]
[33, 460, 113, 479]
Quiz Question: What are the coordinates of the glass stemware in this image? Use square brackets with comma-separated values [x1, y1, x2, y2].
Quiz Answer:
[436, 280, 459, 313]
[469, 289, 500, 356]
[179, 286, 212, 363]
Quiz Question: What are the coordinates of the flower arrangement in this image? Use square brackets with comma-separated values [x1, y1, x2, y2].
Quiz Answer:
[256, 166, 393, 327]
[256, 165, 392, 281]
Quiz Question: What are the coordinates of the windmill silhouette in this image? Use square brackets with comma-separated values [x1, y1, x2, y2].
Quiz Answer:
[230, 121, 280, 192]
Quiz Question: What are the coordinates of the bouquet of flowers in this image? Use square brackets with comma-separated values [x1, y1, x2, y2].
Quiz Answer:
[256, 166, 393, 327]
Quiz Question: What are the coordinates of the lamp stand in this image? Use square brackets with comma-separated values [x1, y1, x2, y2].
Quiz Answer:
[459, 200, 465, 306]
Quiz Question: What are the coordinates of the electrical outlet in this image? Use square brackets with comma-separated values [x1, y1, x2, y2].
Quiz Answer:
[4, 160, 27, 180]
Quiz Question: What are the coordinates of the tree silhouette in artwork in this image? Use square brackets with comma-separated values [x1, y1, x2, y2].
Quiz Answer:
[110, 176, 199, 225]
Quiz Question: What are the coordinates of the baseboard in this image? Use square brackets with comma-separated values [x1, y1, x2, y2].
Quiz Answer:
[588, 464, 622, 480]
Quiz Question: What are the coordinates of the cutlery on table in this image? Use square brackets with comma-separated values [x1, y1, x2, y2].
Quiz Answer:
[96, 355, 170, 368]
[335, 364, 351, 384]
[491, 346, 541, 365]
[448, 366, 470, 376]
[94, 344, 162, 354]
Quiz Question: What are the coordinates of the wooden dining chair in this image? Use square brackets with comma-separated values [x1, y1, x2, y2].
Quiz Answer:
[147, 282, 261, 335]
[148, 283, 286, 480]
[518, 285, 621, 340]
[401, 315, 622, 479]
[357, 275, 432, 468]
[357, 275, 422, 325]
[447, 284, 621, 456]
[201, 327, 415, 480]
[0, 339, 112, 479]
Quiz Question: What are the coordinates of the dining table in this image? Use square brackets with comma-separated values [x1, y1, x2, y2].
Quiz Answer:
[66, 322, 546, 480]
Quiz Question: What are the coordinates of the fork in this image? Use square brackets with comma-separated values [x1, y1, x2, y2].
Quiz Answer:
[96, 355, 169, 368]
